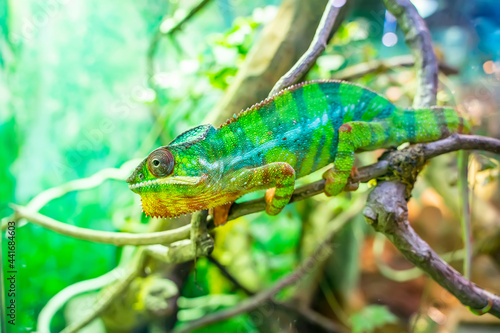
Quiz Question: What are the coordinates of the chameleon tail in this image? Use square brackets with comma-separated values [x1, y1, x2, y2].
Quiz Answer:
[389, 106, 470, 144]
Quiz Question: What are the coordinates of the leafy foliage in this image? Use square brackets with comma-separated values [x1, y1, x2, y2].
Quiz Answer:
[349, 305, 398, 333]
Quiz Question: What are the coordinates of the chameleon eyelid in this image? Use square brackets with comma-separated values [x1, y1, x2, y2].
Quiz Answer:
[147, 148, 175, 178]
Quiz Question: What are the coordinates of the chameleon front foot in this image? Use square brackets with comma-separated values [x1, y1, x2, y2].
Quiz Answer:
[233, 162, 295, 216]
[323, 167, 359, 196]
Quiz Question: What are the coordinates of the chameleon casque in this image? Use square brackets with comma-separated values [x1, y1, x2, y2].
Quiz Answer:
[127, 80, 468, 225]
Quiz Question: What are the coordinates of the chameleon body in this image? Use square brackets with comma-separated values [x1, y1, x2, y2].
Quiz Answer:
[127, 80, 469, 222]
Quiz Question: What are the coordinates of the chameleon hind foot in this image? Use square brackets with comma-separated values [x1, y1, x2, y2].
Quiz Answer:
[323, 166, 359, 196]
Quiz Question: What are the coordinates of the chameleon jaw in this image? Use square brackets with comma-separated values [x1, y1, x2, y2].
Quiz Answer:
[139, 191, 237, 219]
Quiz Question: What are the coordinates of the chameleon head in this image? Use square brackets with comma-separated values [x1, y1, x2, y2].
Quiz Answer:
[126, 124, 226, 218]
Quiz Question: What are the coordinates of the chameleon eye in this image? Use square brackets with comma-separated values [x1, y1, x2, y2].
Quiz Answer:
[147, 148, 174, 178]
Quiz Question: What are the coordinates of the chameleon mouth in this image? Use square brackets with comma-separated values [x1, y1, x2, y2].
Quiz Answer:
[128, 176, 202, 191]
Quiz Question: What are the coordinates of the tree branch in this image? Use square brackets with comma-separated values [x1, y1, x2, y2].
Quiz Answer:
[382, 0, 438, 107]
[12, 205, 190, 246]
[206, 255, 255, 295]
[37, 267, 125, 333]
[60, 250, 147, 333]
[1, 159, 140, 232]
[269, 0, 346, 96]
[365, 0, 500, 319]
[206, 0, 341, 126]
[364, 181, 500, 317]
[331, 54, 458, 81]
[147, 0, 212, 80]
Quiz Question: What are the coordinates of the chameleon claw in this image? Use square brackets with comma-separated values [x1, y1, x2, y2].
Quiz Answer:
[323, 167, 359, 196]
[264, 187, 284, 215]
[467, 298, 493, 316]
[265, 187, 276, 205]
[345, 167, 360, 192]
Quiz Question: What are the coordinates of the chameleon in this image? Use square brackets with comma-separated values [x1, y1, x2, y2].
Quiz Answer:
[127, 80, 469, 225]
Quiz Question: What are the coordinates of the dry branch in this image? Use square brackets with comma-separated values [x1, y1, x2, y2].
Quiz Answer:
[60, 250, 147, 333]
[331, 54, 458, 81]
[366, 0, 500, 319]
[364, 181, 500, 317]
[12, 205, 190, 246]
[269, 0, 346, 96]
[383, 0, 438, 106]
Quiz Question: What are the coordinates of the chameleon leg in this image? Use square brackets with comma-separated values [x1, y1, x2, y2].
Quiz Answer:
[324, 121, 386, 196]
[236, 162, 296, 216]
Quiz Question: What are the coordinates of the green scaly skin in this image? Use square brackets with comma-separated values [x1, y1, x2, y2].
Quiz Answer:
[127, 80, 469, 221]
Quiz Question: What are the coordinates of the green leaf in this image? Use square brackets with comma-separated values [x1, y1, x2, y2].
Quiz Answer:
[349, 305, 398, 333]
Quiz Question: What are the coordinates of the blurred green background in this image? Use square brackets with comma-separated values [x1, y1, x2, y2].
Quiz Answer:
[1, 0, 500, 332]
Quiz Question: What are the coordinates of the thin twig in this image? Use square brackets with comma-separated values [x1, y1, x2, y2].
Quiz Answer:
[147, 0, 212, 80]
[57, 220, 169, 332]
[383, 0, 438, 107]
[277, 303, 345, 333]
[331, 54, 458, 81]
[146, 0, 212, 126]
[60, 250, 147, 333]
[28, 160, 140, 212]
[374, 235, 481, 283]
[207, 255, 344, 332]
[269, 0, 345, 96]
[458, 151, 472, 280]
[37, 267, 125, 333]
[12, 205, 190, 246]
[173, 197, 365, 333]
[207, 255, 254, 295]
[1, 159, 141, 231]
[373, 233, 422, 282]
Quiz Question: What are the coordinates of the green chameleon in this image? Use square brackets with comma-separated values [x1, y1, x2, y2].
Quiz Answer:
[127, 80, 469, 225]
